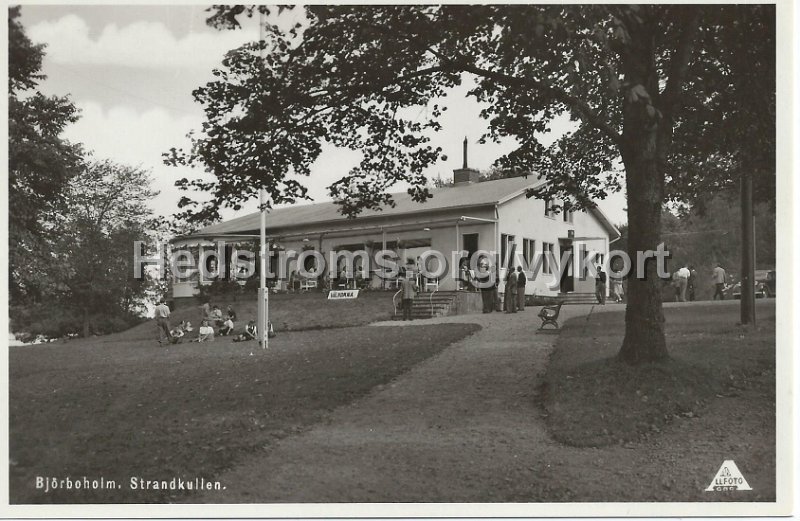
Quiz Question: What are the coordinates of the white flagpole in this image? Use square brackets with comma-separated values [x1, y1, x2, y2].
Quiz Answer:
[258, 9, 269, 349]
[259, 189, 268, 349]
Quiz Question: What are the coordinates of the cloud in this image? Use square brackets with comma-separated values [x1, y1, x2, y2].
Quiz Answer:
[28, 14, 258, 70]
[60, 101, 359, 221]
[63, 101, 211, 217]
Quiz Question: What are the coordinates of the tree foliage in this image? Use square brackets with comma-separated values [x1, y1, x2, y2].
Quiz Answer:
[169, 5, 775, 363]
[8, 5, 83, 302]
[10, 161, 160, 340]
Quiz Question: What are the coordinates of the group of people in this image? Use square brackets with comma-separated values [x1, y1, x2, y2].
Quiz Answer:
[199, 302, 237, 340]
[671, 265, 697, 302]
[154, 299, 272, 346]
[501, 266, 527, 313]
[473, 263, 524, 314]
[669, 263, 728, 302]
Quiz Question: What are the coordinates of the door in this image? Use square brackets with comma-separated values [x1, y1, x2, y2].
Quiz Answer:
[463, 233, 479, 259]
[559, 240, 574, 293]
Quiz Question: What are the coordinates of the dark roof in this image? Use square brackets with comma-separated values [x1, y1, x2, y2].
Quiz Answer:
[194, 176, 544, 236]
[187, 175, 620, 239]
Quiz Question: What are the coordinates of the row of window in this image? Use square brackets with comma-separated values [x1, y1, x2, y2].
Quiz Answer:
[501, 234, 604, 276]
[502, 234, 557, 274]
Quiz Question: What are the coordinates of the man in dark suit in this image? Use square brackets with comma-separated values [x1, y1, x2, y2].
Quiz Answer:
[516, 266, 527, 310]
[504, 268, 517, 313]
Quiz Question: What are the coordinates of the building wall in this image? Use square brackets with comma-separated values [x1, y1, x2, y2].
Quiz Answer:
[496, 194, 611, 297]
[171, 196, 614, 298]
[174, 207, 499, 294]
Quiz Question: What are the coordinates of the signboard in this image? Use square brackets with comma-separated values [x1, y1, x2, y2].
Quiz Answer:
[328, 290, 360, 300]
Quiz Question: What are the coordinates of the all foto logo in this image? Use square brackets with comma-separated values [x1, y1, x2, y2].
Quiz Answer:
[705, 460, 752, 492]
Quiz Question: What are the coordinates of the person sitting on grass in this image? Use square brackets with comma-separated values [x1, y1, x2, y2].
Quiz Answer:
[219, 315, 235, 336]
[169, 324, 185, 344]
[233, 320, 257, 342]
[180, 320, 193, 333]
[210, 305, 224, 327]
[197, 320, 215, 342]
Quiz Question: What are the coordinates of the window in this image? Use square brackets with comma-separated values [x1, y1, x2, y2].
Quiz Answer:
[544, 198, 555, 218]
[542, 242, 555, 274]
[562, 202, 574, 223]
[501, 234, 516, 268]
[522, 238, 536, 265]
[583, 251, 605, 278]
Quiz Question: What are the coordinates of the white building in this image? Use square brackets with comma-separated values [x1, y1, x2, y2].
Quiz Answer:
[170, 160, 620, 302]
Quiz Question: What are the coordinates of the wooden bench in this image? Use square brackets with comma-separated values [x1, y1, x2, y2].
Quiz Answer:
[538, 301, 565, 330]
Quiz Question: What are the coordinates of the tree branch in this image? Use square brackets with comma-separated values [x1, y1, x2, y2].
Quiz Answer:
[455, 60, 623, 147]
[360, 19, 622, 146]
[656, 6, 701, 163]
[658, 6, 702, 119]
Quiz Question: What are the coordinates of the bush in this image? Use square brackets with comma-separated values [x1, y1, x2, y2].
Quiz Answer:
[196, 278, 244, 301]
[10, 304, 145, 341]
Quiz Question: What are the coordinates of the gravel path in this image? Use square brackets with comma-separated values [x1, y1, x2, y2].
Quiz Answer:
[198, 301, 775, 504]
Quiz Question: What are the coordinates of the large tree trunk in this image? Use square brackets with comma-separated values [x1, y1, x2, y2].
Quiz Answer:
[618, 149, 668, 364]
[617, 15, 669, 365]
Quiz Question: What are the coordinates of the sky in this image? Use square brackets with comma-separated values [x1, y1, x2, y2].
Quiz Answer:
[19, 5, 628, 226]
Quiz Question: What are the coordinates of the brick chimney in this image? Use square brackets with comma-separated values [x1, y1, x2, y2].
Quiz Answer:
[453, 136, 480, 185]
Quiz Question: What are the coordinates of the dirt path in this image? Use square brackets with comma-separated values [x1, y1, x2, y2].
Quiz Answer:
[199, 302, 774, 503]
[202, 305, 595, 502]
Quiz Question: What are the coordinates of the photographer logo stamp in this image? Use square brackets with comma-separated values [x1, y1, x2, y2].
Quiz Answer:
[705, 460, 752, 492]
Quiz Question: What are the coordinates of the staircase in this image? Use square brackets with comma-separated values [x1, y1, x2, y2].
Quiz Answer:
[393, 291, 460, 320]
[557, 292, 599, 305]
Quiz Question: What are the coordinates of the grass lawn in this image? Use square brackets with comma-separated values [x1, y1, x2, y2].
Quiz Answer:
[108, 291, 401, 344]
[9, 322, 480, 504]
[542, 302, 775, 449]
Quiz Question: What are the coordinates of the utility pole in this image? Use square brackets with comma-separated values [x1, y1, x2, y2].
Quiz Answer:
[257, 9, 269, 349]
[740, 172, 755, 325]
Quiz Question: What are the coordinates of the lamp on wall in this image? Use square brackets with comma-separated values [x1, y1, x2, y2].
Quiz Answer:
[568, 229, 575, 239]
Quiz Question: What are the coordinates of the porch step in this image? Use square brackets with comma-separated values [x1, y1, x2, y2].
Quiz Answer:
[392, 291, 459, 320]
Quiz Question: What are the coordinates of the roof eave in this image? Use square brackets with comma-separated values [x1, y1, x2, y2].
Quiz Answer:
[177, 201, 498, 242]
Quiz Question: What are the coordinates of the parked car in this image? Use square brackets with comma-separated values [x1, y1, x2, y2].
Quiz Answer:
[731, 269, 774, 299]
[759, 270, 776, 297]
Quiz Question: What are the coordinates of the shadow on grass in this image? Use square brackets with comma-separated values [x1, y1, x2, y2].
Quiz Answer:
[542, 355, 715, 447]
[9, 323, 480, 504]
[541, 302, 775, 448]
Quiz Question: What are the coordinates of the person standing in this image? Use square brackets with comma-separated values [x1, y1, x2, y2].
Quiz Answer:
[400, 270, 418, 321]
[516, 266, 527, 311]
[595, 265, 607, 305]
[688, 265, 698, 301]
[610, 277, 624, 303]
[504, 268, 517, 313]
[477, 262, 494, 313]
[675, 265, 690, 302]
[712, 263, 727, 300]
[154, 299, 172, 345]
[415, 256, 424, 290]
